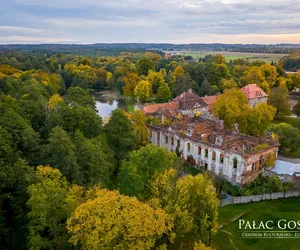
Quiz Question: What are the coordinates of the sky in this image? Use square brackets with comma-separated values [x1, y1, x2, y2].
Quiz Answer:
[1, 0, 300, 44]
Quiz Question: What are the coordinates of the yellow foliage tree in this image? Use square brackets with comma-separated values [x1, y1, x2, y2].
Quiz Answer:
[134, 80, 152, 103]
[67, 187, 173, 250]
[122, 72, 139, 98]
[48, 94, 63, 110]
[194, 241, 215, 250]
[150, 169, 219, 246]
[131, 110, 150, 147]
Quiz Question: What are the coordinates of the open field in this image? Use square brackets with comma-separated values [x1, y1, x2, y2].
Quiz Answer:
[163, 51, 287, 63]
[212, 197, 300, 250]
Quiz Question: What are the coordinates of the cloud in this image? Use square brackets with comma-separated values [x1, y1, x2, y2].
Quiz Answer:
[1, 0, 300, 44]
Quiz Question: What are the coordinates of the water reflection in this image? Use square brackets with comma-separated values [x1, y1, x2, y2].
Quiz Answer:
[96, 100, 118, 118]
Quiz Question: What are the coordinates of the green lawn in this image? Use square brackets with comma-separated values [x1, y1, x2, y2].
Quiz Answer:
[163, 51, 286, 63]
[212, 197, 300, 250]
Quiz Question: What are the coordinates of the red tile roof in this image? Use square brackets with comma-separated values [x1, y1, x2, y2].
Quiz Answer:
[201, 95, 220, 111]
[240, 84, 268, 99]
[173, 90, 208, 110]
[143, 101, 179, 115]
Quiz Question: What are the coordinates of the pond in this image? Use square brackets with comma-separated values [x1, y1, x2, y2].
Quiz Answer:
[94, 90, 129, 118]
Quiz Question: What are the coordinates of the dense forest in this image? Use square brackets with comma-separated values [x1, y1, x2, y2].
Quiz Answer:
[0, 48, 300, 249]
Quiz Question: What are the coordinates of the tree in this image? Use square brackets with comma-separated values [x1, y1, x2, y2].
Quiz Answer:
[243, 103, 276, 136]
[147, 70, 165, 93]
[0, 159, 34, 249]
[269, 123, 300, 154]
[213, 89, 248, 128]
[198, 79, 212, 96]
[64, 86, 96, 110]
[104, 109, 137, 172]
[136, 58, 154, 76]
[67, 187, 173, 250]
[122, 72, 139, 98]
[293, 100, 300, 117]
[48, 94, 64, 110]
[240, 66, 269, 92]
[44, 126, 81, 183]
[222, 78, 238, 90]
[130, 110, 150, 147]
[150, 169, 219, 246]
[268, 87, 291, 116]
[27, 166, 72, 249]
[194, 241, 215, 250]
[157, 82, 172, 103]
[119, 144, 179, 200]
[73, 131, 114, 186]
[134, 80, 152, 103]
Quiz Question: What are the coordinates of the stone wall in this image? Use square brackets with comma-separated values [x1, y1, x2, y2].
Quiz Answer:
[220, 190, 300, 207]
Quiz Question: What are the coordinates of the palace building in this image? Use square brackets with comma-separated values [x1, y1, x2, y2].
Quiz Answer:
[148, 117, 279, 186]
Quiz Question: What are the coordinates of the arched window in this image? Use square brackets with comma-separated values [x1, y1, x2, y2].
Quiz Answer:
[212, 151, 216, 161]
[198, 146, 201, 155]
[171, 137, 174, 146]
[205, 149, 208, 158]
[187, 143, 191, 152]
[233, 157, 238, 168]
[165, 135, 168, 144]
[177, 139, 180, 148]
[220, 154, 224, 164]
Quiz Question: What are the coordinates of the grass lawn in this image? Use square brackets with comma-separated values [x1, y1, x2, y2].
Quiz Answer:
[163, 51, 286, 63]
[212, 197, 300, 250]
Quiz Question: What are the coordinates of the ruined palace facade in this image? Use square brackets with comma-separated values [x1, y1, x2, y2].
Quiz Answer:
[149, 118, 279, 186]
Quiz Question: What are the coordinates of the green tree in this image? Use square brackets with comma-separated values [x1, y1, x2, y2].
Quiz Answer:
[64, 86, 96, 110]
[73, 131, 114, 186]
[44, 126, 81, 183]
[27, 166, 72, 250]
[136, 58, 154, 76]
[293, 100, 300, 117]
[268, 87, 291, 116]
[198, 79, 212, 96]
[119, 144, 179, 200]
[134, 80, 152, 103]
[157, 82, 172, 102]
[0, 159, 34, 249]
[104, 109, 137, 172]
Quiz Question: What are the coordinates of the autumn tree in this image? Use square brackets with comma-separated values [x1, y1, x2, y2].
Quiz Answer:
[122, 72, 139, 98]
[119, 144, 179, 200]
[130, 110, 150, 147]
[67, 187, 173, 250]
[240, 66, 269, 92]
[134, 80, 152, 103]
[157, 82, 172, 102]
[27, 166, 72, 249]
[136, 57, 154, 76]
[150, 169, 219, 246]
[268, 86, 291, 116]
[221, 78, 238, 90]
[194, 241, 215, 250]
[104, 109, 137, 172]
[147, 70, 165, 93]
[213, 89, 248, 128]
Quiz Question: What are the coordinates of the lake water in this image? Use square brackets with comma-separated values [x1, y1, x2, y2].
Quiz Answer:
[94, 90, 126, 118]
[96, 99, 118, 118]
